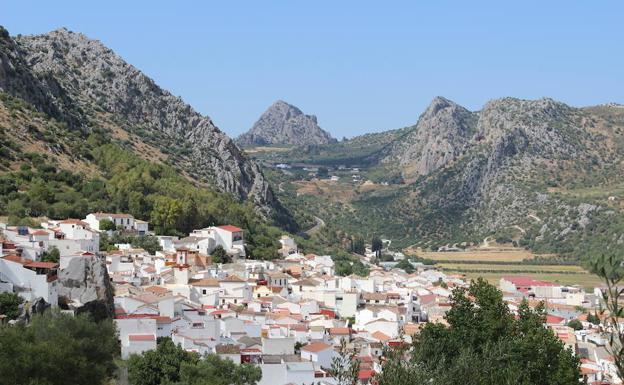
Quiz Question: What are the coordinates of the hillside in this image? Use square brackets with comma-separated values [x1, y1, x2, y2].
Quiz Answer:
[236, 100, 335, 147]
[257, 97, 624, 261]
[0, 26, 293, 225]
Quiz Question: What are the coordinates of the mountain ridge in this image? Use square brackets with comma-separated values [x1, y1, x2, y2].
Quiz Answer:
[0, 26, 290, 223]
[237, 100, 335, 147]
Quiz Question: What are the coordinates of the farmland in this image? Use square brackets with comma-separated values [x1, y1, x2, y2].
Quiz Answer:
[411, 246, 601, 290]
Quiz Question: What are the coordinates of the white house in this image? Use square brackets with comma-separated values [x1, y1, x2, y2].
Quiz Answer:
[85, 213, 149, 235]
[115, 317, 158, 359]
[300, 341, 335, 368]
[0, 255, 58, 306]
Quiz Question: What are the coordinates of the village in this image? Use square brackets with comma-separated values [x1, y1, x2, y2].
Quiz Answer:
[0, 213, 618, 385]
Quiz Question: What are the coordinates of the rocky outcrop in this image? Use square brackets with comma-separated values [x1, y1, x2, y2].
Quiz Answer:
[382, 96, 477, 180]
[15, 297, 51, 323]
[58, 255, 114, 317]
[237, 100, 335, 146]
[0, 26, 287, 220]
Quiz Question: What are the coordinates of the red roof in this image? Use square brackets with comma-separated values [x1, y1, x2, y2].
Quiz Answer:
[301, 342, 331, 353]
[358, 370, 376, 380]
[546, 314, 566, 324]
[31, 230, 50, 236]
[371, 331, 391, 342]
[59, 219, 89, 226]
[329, 327, 350, 335]
[217, 225, 243, 232]
[1, 255, 26, 264]
[502, 276, 555, 287]
[128, 334, 156, 341]
[25, 261, 58, 269]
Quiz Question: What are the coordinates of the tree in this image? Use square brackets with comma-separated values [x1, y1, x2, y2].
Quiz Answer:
[99, 218, 117, 231]
[592, 254, 624, 381]
[377, 279, 580, 385]
[567, 319, 583, 331]
[0, 292, 23, 320]
[128, 338, 261, 385]
[371, 235, 383, 258]
[317, 167, 329, 177]
[130, 235, 162, 254]
[0, 312, 118, 385]
[329, 338, 360, 385]
[587, 312, 600, 325]
[40, 246, 60, 263]
[395, 259, 414, 274]
[177, 354, 261, 385]
[128, 338, 199, 385]
[211, 246, 231, 264]
[350, 236, 365, 255]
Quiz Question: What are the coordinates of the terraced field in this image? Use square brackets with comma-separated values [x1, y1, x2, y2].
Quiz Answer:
[411, 247, 601, 290]
[453, 272, 602, 291]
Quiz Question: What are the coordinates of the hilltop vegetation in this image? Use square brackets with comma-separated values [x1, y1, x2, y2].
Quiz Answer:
[0, 25, 292, 225]
[0, 93, 282, 259]
[252, 98, 624, 264]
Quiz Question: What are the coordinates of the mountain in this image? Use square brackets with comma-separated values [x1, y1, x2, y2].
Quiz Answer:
[380, 96, 478, 181]
[258, 96, 624, 259]
[0, 26, 289, 222]
[236, 100, 335, 146]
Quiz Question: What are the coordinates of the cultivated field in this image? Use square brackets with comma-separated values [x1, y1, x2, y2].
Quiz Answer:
[452, 271, 603, 290]
[437, 263, 586, 273]
[416, 248, 543, 262]
[412, 247, 601, 290]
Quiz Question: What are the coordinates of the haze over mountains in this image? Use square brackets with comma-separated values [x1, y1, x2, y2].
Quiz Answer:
[236, 100, 335, 147]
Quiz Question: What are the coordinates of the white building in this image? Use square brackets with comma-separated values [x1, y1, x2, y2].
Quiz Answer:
[300, 341, 335, 368]
[84, 213, 149, 235]
[0, 255, 59, 306]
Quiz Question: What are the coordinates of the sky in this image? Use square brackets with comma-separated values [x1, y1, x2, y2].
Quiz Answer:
[3, 1, 624, 138]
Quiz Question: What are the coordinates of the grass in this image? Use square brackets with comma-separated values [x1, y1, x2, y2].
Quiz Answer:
[242, 145, 294, 154]
[418, 246, 602, 290]
[437, 263, 586, 273]
[415, 248, 542, 262]
[450, 271, 603, 291]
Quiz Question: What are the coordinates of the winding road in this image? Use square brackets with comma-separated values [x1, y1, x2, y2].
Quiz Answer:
[305, 216, 326, 235]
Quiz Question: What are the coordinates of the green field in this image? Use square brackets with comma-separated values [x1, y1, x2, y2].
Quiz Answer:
[450, 271, 602, 291]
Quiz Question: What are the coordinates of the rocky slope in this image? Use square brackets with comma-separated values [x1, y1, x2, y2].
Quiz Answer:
[58, 255, 115, 316]
[0, 26, 287, 220]
[267, 96, 624, 257]
[381, 96, 478, 181]
[237, 100, 335, 146]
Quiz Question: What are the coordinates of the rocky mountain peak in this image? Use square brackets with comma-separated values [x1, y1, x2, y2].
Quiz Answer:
[381, 97, 477, 179]
[236, 100, 334, 146]
[1, 26, 289, 221]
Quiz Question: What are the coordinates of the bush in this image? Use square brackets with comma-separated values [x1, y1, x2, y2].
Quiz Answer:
[0, 312, 118, 385]
[0, 292, 24, 320]
[128, 338, 261, 385]
[567, 319, 583, 330]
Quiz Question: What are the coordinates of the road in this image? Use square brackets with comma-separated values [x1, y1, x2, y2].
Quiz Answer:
[305, 216, 326, 235]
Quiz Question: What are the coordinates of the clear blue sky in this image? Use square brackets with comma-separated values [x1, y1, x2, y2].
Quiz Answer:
[4, 1, 623, 138]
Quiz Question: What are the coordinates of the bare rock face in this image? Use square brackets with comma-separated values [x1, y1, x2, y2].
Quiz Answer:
[15, 297, 51, 323]
[58, 255, 114, 316]
[0, 27, 286, 220]
[237, 100, 335, 146]
[382, 97, 477, 180]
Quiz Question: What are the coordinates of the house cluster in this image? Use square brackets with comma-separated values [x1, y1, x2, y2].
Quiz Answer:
[0, 219, 103, 307]
[0, 212, 620, 384]
[499, 275, 621, 384]
[108, 234, 473, 385]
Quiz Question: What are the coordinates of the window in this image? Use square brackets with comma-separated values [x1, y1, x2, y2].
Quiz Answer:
[202, 289, 207, 295]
